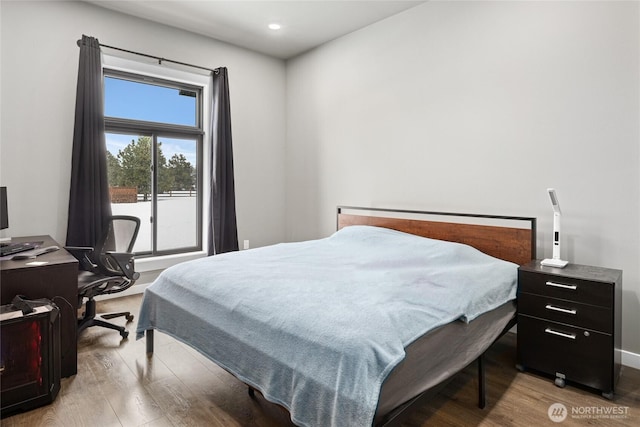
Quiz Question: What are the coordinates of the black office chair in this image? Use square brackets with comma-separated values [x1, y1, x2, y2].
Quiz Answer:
[66, 215, 141, 339]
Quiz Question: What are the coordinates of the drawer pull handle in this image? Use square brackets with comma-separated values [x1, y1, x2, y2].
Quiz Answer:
[544, 328, 576, 340]
[545, 281, 577, 290]
[545, 304, 577, 315]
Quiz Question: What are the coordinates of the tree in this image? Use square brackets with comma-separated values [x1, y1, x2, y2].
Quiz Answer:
[117, 136, 168, 201]
[167, 153, 195, 191]
[106, 150, 121, 187]
[110, 137, 193, 199]
[156, 143, 171, 194]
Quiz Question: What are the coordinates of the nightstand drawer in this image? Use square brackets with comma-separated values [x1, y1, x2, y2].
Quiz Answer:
[517, 315, 613, 392]
[518, 293, 612, 333]
[518, 270, 612, 307]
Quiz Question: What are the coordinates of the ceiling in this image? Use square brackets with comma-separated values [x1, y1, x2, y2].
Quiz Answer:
[85, 1, 426, 59]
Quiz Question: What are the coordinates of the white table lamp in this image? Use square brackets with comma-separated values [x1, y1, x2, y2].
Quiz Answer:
[541, 188, 569, 268]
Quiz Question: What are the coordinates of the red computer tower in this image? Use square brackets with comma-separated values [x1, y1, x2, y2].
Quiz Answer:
[1, 301, 61, 417]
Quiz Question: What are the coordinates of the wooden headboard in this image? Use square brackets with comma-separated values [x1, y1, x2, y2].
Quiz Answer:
[337, 206, 536, 266]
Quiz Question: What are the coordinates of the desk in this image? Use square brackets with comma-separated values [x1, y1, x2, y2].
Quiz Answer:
[1, 235, 78, 377]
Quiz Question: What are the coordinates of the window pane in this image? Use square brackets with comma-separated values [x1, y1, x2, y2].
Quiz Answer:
[104, 76, 197, 126]
[106, 133, 152, 253]
[157, 137, 198, 251]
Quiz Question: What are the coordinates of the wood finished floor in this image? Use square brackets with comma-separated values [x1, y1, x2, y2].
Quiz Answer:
[3, 294, 639, 426]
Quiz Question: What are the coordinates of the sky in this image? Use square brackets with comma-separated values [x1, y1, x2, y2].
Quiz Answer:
[104, 76, 198, 165]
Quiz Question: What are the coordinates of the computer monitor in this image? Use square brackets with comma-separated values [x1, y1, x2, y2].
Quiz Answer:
[1, 187, 8, 230]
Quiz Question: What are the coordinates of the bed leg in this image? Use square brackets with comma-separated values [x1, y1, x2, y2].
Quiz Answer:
[146, 330, 154, 357]
[478, 353, 486, 409]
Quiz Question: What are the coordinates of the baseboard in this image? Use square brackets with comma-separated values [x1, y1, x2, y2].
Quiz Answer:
[622, 349, 640, 370]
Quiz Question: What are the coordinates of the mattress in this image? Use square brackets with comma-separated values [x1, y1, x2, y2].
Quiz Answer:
[136, 225, 518, 426]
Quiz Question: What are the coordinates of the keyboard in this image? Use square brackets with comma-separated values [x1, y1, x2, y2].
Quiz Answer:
[0, 242, 37, 257]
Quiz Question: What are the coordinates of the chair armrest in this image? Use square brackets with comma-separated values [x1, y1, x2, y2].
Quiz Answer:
[105, 252, 140, 281]
[64, 246, 93, 257]
[64, 246, 97, 270]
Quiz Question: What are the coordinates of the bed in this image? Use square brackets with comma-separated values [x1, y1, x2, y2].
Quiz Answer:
[136, 206, 536, 426]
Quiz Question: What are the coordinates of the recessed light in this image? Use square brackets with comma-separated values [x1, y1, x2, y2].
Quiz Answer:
[268, 23, 282, 31]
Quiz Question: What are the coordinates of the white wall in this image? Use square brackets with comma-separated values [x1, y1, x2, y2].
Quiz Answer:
[2, 0, 638, 361]
[286, 1, 640, 357]
[0, 0, 287, 250]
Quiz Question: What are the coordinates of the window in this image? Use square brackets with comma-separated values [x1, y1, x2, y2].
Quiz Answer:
[104, 69, 203, 256]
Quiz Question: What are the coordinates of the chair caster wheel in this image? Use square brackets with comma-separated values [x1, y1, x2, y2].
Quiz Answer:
[554, 377, 565, 388]
[126, 314, 134, 322]
[121, 330, 129, 339]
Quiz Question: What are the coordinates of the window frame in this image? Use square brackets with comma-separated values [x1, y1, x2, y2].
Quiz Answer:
[103, 68, 205, 257]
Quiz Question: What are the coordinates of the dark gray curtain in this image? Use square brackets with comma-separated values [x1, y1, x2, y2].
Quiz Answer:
[66, 35, 112, 247]
[208, 67, 239, 255]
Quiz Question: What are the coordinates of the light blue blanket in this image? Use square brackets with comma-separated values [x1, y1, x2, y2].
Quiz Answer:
[136, 226, 517, 426]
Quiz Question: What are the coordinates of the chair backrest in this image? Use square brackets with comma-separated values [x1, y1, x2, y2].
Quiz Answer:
[96, 216, 141, 274]
[102, 216, 141, 253]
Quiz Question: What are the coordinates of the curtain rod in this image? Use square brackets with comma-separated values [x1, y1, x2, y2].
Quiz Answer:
[76, 39, 219, 74]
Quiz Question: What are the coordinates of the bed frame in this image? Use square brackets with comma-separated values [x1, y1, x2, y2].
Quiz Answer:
[146, 206, 537, 426]
[336, 206, 537, 426]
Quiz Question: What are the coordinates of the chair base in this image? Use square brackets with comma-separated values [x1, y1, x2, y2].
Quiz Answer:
[78, 298, 134, 339]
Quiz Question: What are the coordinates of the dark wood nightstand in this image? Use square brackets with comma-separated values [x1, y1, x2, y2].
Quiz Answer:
[516, 260, 622, 399]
